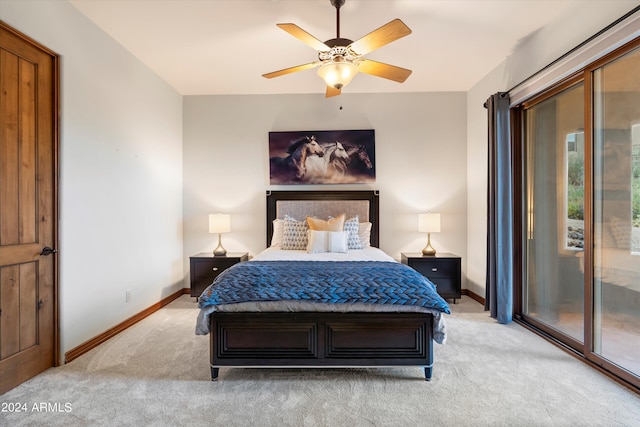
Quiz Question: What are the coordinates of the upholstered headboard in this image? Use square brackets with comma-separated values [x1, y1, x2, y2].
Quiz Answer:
[266, 190, 380, 247]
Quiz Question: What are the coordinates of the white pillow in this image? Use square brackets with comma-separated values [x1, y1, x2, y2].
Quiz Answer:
[270, 219, 284, 247]
[358, 222, 372, 247]
[307, 230, 348, 253]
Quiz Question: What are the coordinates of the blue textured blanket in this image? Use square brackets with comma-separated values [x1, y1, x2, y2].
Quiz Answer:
[198, 261, 451, 314]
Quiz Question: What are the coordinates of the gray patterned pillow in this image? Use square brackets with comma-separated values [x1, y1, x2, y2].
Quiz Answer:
[344, 216, 363, 249]
[282, 215, 309, 250]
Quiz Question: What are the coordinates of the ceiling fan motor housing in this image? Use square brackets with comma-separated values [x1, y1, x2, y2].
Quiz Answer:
[324, 38, 353, 48]
[318, 40, 359, 63]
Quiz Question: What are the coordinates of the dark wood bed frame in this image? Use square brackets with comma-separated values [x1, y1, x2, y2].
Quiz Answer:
[208, 190, 435, 381]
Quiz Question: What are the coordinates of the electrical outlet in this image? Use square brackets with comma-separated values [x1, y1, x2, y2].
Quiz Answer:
[126, 289, 132, 303]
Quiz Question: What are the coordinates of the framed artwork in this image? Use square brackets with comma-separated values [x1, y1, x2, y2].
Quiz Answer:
[269, 129, 375, 184]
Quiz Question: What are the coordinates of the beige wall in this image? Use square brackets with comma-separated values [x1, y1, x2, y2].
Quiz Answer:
[0, 0, 184, 360]
[183, 92, 468, 286]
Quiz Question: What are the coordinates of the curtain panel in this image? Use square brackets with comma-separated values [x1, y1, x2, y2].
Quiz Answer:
[485, 92, 514, 324]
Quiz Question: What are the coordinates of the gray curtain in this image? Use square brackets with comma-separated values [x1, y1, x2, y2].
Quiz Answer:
[485, 92, 513, 324]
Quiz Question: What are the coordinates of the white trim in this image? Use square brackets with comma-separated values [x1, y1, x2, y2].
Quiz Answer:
[510, 9, 640, 106]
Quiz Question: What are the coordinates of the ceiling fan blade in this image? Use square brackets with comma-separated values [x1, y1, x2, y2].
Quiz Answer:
[349, 19, 412, 55]
[325, 85, 341, 98]
[276, 23, 330, 51]
[262, 62, 320, 79]
[357, 58, 412, 83]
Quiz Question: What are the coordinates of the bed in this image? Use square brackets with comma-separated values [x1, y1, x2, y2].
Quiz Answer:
[195, 190, 450, 381]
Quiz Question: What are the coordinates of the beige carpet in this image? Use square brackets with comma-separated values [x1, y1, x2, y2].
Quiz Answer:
[1, 296, 638, 426]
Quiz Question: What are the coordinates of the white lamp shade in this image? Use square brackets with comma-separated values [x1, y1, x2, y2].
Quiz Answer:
[418, 213, 441, 233]
[209, 213, 230, 234]
[317, 61, 358, 89]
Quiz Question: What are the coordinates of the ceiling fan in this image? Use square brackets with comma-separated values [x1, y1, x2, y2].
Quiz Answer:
[262, 0, 412, 97]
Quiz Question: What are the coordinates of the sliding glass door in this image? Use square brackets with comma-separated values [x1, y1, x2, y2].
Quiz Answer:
[519, 39, 640, 387]
[592, 45, 640, 377]
[523, 82, 585, 345]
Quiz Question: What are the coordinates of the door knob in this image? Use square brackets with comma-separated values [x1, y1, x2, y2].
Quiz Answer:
[40, 247, 58, 256]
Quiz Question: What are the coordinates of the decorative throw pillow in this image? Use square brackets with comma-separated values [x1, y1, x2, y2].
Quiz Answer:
[358, 222, 372, 248]
[270, 219, 284, 247]
[306, 230, 348, 253]
[344, 216, 363, 249]
[306, 213, 345, 231]
[282, 215, 308, 250]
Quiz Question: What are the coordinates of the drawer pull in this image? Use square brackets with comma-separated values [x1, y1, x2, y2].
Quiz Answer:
[212, 267, 219, 272]
[431, 268, 438, 272]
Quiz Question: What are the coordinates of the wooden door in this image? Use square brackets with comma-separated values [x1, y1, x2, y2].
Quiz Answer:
[0, 21, 58, 395]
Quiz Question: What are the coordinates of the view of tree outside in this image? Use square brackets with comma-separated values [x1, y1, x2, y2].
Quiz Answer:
[567, 129, 640, 253]
[567, 132, 584, 249]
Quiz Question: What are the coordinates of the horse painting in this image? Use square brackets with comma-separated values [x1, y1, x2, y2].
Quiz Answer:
[326, 141, 352, 178]
[269, 136, 325, 183]
[268, 130, 375, 184]
[345, 144, 373, 173]
[304, 141, 350, 183]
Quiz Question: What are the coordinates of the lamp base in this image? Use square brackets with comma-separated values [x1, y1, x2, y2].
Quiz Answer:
[422, 233, 436, 256]
[213, 247, 227, 257]
[213, 234, 227, 257]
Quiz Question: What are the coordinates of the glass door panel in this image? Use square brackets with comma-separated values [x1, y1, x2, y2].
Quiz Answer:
[593, 46, 640, 376]
[524, 83, 585, 343]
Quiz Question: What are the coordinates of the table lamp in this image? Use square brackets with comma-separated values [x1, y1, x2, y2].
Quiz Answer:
[419, 213, 440, 256]
[209, 213, 230, 256]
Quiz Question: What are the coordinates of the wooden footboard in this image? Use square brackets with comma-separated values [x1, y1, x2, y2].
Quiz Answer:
[209, 312, 435, 381]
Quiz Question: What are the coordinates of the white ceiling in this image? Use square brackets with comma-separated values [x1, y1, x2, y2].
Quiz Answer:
[68, 0, 634, 96]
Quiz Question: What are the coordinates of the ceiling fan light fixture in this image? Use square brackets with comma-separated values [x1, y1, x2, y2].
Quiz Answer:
[263, 0, 412, 95]
[317, 60, 358, 90]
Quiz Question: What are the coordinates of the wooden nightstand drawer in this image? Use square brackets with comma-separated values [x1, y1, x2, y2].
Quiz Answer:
[401, 252, 462, 302]
[193, 258, 239, 279]
[409, 259, 457, 278]
[190, 252, 248, 298]
[427, 277, 456, 297]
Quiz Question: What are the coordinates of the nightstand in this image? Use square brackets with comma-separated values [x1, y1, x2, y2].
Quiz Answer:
[190, 252, 249, 298]
[401, 252, 462, 303]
